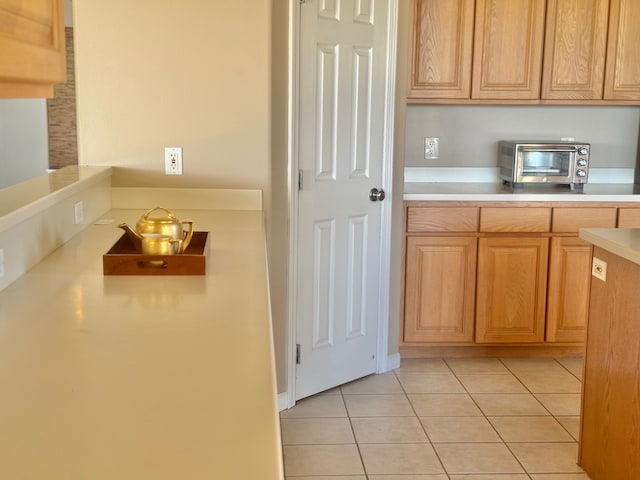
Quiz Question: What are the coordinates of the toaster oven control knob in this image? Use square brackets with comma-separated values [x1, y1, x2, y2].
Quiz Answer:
[578, 147, 588, 155]
[576, 169, 587, 177]
[577, 158, 588, 167]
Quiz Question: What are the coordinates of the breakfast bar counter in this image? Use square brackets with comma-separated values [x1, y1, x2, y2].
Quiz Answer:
[0, 208, 283, 479]
[577, 227, 640, 480]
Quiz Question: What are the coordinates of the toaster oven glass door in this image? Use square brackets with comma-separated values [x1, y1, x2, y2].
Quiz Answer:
[518, 149, 572, 179]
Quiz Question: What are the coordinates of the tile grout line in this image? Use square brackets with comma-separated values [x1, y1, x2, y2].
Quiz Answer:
[391, 367, 450, 476]
[444, 358, 532, 477]
[339, 384, 369, 479]
[497, 357, 585, 476]
[500, 357, 584, 443]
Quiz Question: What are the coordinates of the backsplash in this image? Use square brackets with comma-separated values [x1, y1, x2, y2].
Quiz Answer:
[47, 27, 78, 170]
[405, 105, 640, 169]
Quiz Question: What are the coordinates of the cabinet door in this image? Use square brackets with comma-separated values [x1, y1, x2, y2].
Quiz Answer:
[472, 0, 546, 99]
[546, 236, 591, 342]
[408, 0, 475, 99]
[604, 0, 640, 100]
[541, 0, 609, 100]
[476, 236, 548, 343]
[404, 236, 477, 343]
[0, 0, 66, 98]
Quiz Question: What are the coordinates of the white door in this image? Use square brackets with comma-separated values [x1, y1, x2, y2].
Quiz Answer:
[295, 0, 394, 400]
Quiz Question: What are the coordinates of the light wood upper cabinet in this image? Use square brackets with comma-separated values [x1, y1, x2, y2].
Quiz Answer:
[408, 0, 640, 103]
[472, 0, 546, 100]
[408, 0, 475, 99]
[604, 0, 640, 100]
[541, 0, 610, 100]
[0, 0, 66, 98]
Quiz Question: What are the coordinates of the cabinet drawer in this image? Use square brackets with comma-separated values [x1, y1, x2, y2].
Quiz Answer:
[480, 208, 551, 232]
[552, 207, 617, 232]
[617, 208, 640, 228]
[407, 207, 479, 232]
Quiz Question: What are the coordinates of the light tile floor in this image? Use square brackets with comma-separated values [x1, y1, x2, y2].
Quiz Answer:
[280, 356, 591, 479]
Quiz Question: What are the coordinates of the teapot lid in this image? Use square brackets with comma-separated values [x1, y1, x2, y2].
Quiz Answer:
[139, 206, 179, 224]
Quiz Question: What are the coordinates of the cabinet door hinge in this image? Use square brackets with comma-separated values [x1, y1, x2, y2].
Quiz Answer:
[298, 169, 304, 191]
[296, 343, 301, 364]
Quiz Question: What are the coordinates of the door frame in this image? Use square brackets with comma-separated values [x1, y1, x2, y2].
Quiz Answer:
[284, 0, 399, 409]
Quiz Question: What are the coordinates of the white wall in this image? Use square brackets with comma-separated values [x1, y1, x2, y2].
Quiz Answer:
[0, 100, 49, 189]
[405, 105, 640, 168]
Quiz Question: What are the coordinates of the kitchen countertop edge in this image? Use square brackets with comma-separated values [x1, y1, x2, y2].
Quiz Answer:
[404, 182, 640, 202]
[579, 227, 640, 266]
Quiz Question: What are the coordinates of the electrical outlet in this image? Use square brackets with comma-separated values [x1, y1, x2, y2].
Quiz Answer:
[0, 248, 4, 277]
[592, 257, 607, 281]
[73, 201, 84, 225]
[424, 137, 439, 159]
[165, 147, 183, 175]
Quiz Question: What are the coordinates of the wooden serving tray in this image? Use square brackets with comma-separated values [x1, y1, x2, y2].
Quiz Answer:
[103, 231, 209, 275]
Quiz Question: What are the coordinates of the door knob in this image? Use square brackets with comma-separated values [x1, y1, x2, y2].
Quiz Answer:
[369, 188, 385, 202]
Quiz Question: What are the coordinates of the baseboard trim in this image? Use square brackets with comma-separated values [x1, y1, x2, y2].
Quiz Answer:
[278, 392, 291, 412]
[399, 344, 584, 358]
[382, 353, 401, 372]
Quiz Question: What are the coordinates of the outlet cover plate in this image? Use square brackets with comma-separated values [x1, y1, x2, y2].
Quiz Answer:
[73, 201, 84, 225]
[424, 137, 439, 159]
[165, 147, 183, 175]
[592, 257, 607, 281]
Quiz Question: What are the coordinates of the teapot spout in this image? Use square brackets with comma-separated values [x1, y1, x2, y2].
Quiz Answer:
[118, 223, 143, 252]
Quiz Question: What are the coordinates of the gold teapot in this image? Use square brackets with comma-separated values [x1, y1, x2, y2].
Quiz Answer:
[118, 206, 193, 254]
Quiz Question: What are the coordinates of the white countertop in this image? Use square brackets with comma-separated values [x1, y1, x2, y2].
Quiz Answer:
[404, 182, 640, 202]
[0, 209, 283, 479]
[0, 165, 112, 231]
[580, 227, 640, 266]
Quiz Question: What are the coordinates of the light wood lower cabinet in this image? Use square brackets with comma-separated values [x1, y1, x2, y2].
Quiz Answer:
[617, 207, 640, 227]
[404, 236, 477, 343]
[545, 236, 593, 342]
[475, 236, 549, 343]
[403, 203, 640, 347]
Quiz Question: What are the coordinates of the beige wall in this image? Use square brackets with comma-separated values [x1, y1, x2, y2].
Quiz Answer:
[74, 0, 271, 192]
[269, 1, 290, 393]
[388, 0, 410, 356]
[74, 0, 292, 392]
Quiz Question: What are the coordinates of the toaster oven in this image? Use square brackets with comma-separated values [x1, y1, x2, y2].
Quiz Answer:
[498, 141, 590, 189]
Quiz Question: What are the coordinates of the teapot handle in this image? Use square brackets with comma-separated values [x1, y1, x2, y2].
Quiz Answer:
[142, 206, 177, 220]
[181, 221, 194, 253]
